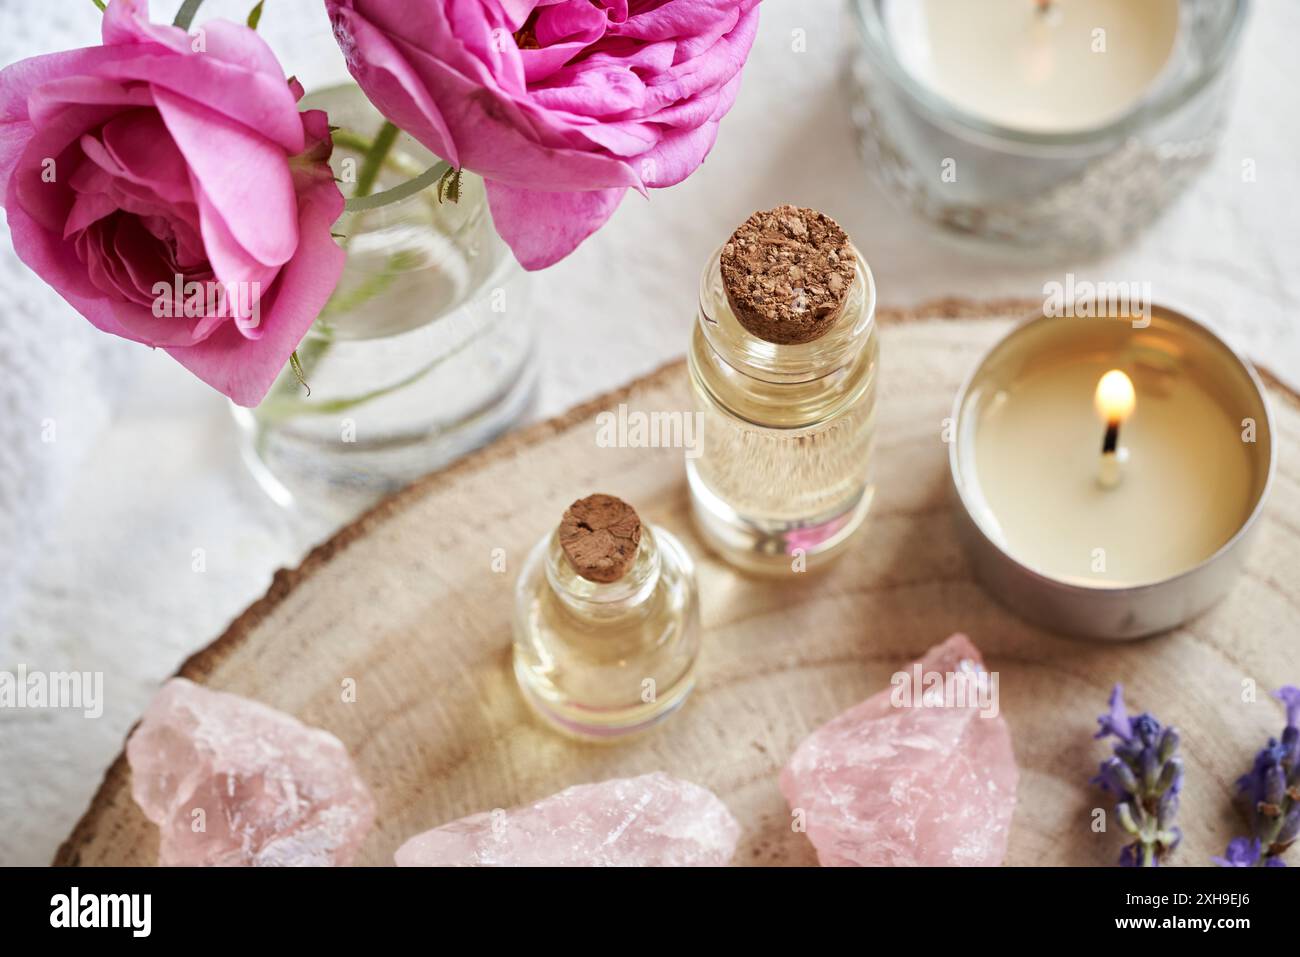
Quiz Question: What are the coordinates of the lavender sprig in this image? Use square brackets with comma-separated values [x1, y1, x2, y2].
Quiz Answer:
[1094, 684, 1183, 867]
[1214, 686, 1300, 868]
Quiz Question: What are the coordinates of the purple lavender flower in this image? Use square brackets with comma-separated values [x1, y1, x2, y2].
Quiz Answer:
[1212, 837, 1262, 867]
[1094, 684, 1183, 867]
[1278, 686, 1300, 730]
[1212, 837, 1287, 868]
[1217, 685, 1300, 868]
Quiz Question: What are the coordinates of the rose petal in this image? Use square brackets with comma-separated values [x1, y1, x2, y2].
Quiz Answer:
[609, 0, 748, 46]
[192, 183, 278, 296]
[5, 192, 145, 339]
[517, 42, 592, 85]
[96, 46, 304, 155]
[153, 87, 298, 267]
[0, 45, 140, 124]
[24, 73, 154, 128]
[63, 186, 118, 237]
[328, 5, 461, 166]
[102, 0, 193, 54]
[166, 164, 345, 406]
[98, 110, 193, 205]
[395, 36, 642, 191]
[485, 180, 626, 270]
[530, 61, 648, 118]
[82, 217, 155, 307]
[638, 7, 759, 115]
[534, 1, 609, 47]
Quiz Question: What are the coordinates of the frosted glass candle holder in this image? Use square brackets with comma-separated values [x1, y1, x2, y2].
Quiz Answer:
[847, 0, 1250, 255]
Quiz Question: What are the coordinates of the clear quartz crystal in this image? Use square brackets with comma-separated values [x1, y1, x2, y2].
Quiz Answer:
[512, 523, 700, 740]
[686, 245, 879, 573]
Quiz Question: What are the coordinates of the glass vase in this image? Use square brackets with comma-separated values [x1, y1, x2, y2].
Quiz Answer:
[232, 85, 537, 524]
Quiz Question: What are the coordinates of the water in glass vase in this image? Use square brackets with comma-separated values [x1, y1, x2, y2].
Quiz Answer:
[233, 85, 537, 525]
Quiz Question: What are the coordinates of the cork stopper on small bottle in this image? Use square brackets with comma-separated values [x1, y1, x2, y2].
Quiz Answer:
[719, 205, 857, 345]
[558, 494, 643, 583]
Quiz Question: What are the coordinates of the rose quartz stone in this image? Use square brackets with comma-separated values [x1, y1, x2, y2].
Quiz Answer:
[395, 772, 740, 866]
[780, 634, 1019, 866]
[127, 678, 375, 866]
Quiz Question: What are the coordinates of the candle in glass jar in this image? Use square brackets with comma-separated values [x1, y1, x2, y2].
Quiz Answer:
[886, 0, 1181, 133]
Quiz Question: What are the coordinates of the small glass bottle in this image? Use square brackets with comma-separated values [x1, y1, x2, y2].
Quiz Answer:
[687, 206, 879, 574]
[512, 494, 701, 740]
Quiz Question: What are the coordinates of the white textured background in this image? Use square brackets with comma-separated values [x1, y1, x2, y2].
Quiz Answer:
[0, 0, 1297, 865]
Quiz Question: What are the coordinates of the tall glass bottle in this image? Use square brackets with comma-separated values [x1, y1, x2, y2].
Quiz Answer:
[512, 495, 700, 740]
[686, 206, 879, 574]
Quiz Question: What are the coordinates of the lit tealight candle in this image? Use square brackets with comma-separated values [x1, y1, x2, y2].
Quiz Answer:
[1094, 369, 1135, 490]
[949, 307, 1274, 640]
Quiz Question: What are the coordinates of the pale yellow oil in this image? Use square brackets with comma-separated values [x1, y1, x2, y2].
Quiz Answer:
[686, 246, 880, 573]
[512, 525, 700, 740]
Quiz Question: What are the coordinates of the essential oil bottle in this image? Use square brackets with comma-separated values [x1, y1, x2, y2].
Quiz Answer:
[686, 206, 879, 574]
[512, 494, 700, 740]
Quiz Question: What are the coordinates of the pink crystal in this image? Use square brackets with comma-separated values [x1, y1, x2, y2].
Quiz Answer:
[394, 772, 740, 866]
[127, 678, 375, 866]
[780, 634, 1019, 866]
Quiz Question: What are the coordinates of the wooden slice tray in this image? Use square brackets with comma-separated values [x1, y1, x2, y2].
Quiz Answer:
[57, 300, 1300, 867]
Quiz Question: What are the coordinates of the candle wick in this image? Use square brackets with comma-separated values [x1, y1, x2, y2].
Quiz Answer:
[1102, 420, 1120, 454]
[1098, 420, 1126, 490]
[1034, 0, 1063, 27]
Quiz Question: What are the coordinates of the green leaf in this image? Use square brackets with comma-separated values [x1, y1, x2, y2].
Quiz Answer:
[173, 0, 204, 31]
[247, 0, 264, 29]
[90, 0, 107, 11]
[288, 350, 311, 396]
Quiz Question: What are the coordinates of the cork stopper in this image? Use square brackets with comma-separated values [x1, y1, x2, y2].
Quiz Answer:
[558, 494, 642, 583]
[719, 205, 857, 345]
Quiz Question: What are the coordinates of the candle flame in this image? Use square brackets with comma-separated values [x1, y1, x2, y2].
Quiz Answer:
[1094, 370, 1136, 423]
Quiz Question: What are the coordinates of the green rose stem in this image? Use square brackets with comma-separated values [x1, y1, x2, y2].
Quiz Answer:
[351, 121, 399, 204]
[173, 0, 204, 31]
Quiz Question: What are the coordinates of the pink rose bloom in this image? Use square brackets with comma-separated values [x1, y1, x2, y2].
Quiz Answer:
[326, 0, 761, 269]
[0, 0, 345, 406]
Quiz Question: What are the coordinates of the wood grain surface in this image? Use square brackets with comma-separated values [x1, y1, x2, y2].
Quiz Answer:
[56, 300, 1300, 867]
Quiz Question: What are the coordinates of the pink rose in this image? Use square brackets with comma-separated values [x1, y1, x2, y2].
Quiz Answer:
[326, 0, 761, 269]
[0, 0, 345, 406]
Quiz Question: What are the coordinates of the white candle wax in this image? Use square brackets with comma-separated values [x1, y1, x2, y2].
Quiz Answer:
[961, 318, 1267, 587]
[887, 0, 1180, 133]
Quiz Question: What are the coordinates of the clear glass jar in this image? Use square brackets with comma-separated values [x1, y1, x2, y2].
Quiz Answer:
[686, 244, 880, 574]
[232, 85, 537, 525]
[847, 0, 1249, 255]
[513, 521, 700, 741]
